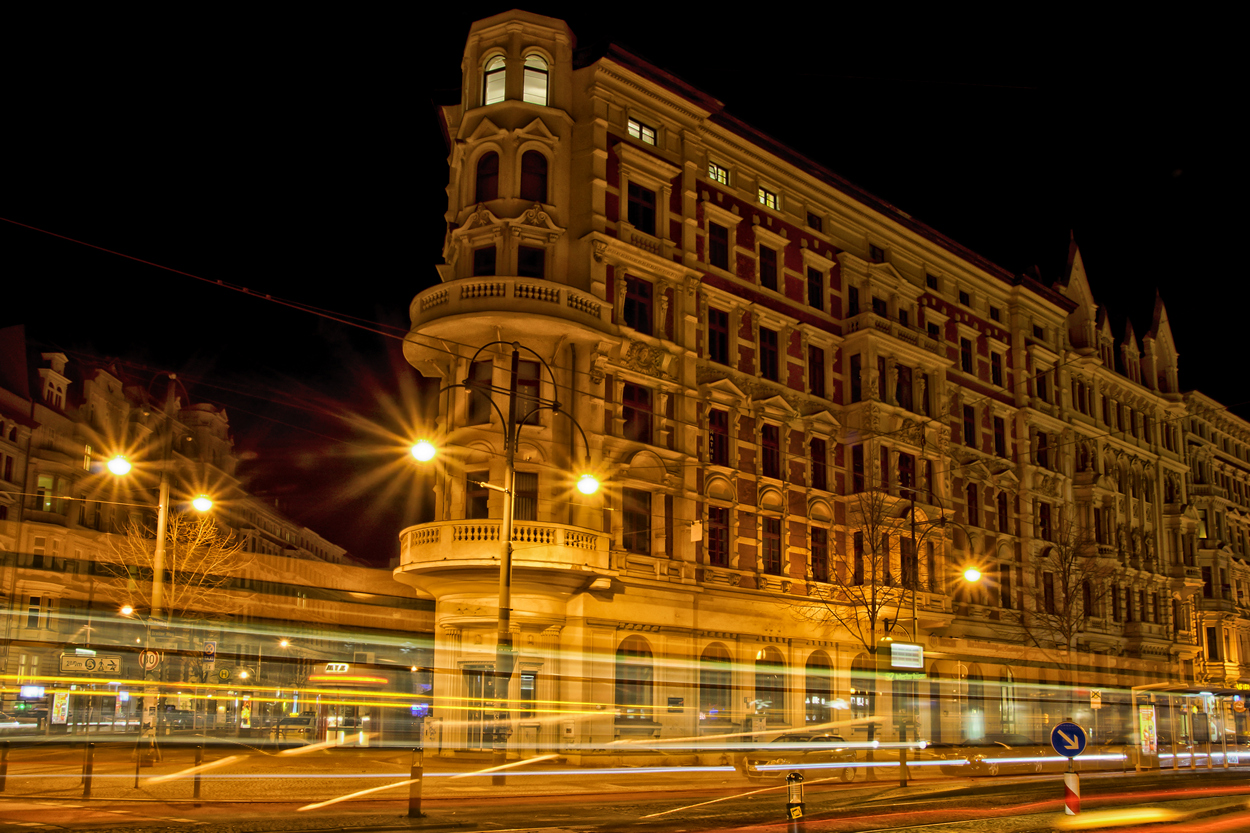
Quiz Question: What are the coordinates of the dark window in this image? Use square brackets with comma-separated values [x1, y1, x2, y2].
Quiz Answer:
[475, 151, 499, 202]
[994, 416, 1006, 457]
[850, 354, 862, 402]
[811, 528, 829, 582]
[921, 372, 931, 415]
[709, 223, 729, 269]
[808, 346, 825, 398]
[709, 409, 729, 466]
[1043, 572, 1056, 614]
[898, 308, 909, 327]
[466, 360, 493, 425]
[989, 305, 1001, 322]
[466, 472, 490, 519]
[759, 246, 778, 291]
[901, 536, 916, 589]
[853, 532, 865, 585]
[1111, 585, 1121, 622]
[896, 365, 913, 411]
[517, 360, 541, 425]
[810, 438, 827, 491]
[473, 245, 496, 276]
[868, 244, 884, 262]
[761, 424, 780, 479]
[872, 296, 888, 317]
[847, 285, 860, 317]
[519, 150, 548, 202]
[963, 405, 976, 448]
[1082, 580, 1092, 616]
[1206, 626, 1220, 661]
[898, 452, 915, 498]
[759, 327, 779, 382]
[763, 518, 782, 575]
[627, 182, 656, 235]
[624, 276, 653, 335]
[927, 322, 940, 339]
[513, 471, 538, 521]
[1202, 566, 1213, 598]
[623, 489, 651, 553]
[622, 383, 652, 444]
[1037, 431, 1050, 469]
[517, 245, 545, 278]
[1039, 502, 1053, 542]
[707, 507, 729, 566]
[1001, 565, 1013, 609]
[991, 352, 1003, 386]
[880, 445, 890, 491]
[967, 483, 979, 527]
[960, 338, 973, 373]
[959, 290, 971, 306]
[1033, 324, 1044, 339]
[997, 491, 1009, 533]
[807, 268, 823, 310]
[708, 307, 729, 365]
[807, 212, 822, 232]
[852, 445, 864, 493]
[925, 274, 938, 290]
[1036, 372, 1050, 403]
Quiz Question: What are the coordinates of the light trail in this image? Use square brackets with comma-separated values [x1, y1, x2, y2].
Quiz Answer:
[448, 753, 558, 779]
[143, 754, 245, 784]
[641, 773, 849, 818]
[278, 734, 375, 756]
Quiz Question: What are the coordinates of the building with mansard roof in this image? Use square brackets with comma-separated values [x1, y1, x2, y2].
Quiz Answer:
[395, 10, 1248, 762]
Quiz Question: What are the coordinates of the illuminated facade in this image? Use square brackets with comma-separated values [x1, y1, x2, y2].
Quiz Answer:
[396, 10, 1249, 760]
[0, 329, 432, 729]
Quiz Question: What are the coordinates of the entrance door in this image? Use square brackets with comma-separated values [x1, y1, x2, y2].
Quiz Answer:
[461, 665, 496, 750]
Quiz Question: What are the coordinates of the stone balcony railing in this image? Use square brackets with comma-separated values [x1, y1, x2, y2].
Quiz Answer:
[410, 277, 611, 332]
[844, 312, 943, 356]
[399, 519, 612, 573]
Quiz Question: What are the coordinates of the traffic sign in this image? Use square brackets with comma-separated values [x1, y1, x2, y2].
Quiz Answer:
[217, 668, 231, 682]
[60, 654, 122, 674]
[204, 640, 217, 659]
[1051, 722, 1087, 758]
[138, 649, 161, 671]
[1090, 690, 1102, 710]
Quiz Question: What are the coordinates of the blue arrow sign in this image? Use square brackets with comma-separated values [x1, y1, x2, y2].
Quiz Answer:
[1051, 722, 1087, 757]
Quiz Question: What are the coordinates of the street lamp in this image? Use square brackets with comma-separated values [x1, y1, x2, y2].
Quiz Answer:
[412, 341, 601, 785]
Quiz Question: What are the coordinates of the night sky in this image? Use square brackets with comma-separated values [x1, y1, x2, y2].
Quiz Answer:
[2, 7, 1238, 565]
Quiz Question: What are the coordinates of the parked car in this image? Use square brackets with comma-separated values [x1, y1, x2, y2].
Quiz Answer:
[739, 731, 858, 782]
[276, 715, 316, 741]
[930, 734, 1056, 776]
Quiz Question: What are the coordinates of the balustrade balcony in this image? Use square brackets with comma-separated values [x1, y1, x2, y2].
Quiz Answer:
[410, 277, 611, 333]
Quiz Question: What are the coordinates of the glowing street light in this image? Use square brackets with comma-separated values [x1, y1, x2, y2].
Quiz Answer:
[192, 494, 213, 512]
[963, 567, 983, 583]
[121, 605, 135, 616]
[577, 473, 600, 495]
[410, 439, 436, 462]
[108, 455, 132, 476]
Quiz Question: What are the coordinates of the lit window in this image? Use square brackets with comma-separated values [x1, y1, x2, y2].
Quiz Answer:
[708, 162, 728, 184]
[522, 54, 547, 106]
[627, 118, 656, 145]
[483, 55, 506, 105]
[757, 187, 778, 210]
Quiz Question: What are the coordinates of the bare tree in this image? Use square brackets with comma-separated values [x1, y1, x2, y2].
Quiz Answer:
[100, 512, 252, 624]
[1013, 505, 1116, 683]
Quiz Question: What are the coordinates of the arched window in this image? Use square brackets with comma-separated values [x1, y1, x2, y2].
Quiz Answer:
[615, 636, 653, 721]
[519, 150, 548, 203]
[850, 653, 875, 719]
[804, 651, 832, 725]
[699, 643, 732, 726]
[475, 152, 499, 203]
[522, 54, 548, 105]
[754, 646, 785, 717]
[483, 55, 506, 105]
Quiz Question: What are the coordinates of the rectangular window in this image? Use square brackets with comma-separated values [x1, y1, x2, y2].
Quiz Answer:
[850, 354, 862, 402]
[513, 471, 538, 521]
[1037, 431, 1050, 469]
[1111, 585, 1121, 622]
[517, 245, 545, 278]
[622, 383, 652, 444]
[1043, 572, 1056, 614]
[466, 471, 490, 519]
[517, 360, 540, 425]
[927, 322, 940, 339]
[997, 491, 1010, 533]
[627, 118, 656, 145]
[926, 274, 938, 290]
[896, 365, 913, 411]
[708, 307, 729, 364]
[758, 187, 778, 209]
[989, 305, 1001, 322]
[1206, 626, 1220, 661]
[811, 528, 828, 582]
[1000, 564, 1013, 609]
[808, 346, 825, 398]
[472, 245, 496, 276]
[761, 424, 780, 479]
[708, 162, 728, 184]
[709, 223, 729, 269]
[763, 518, 782, 574]
[707, 507, 729, 566]
[627, 183, 656, 235]
[880, 446, 890, 492]
[1038, 502, 1053, 542]
[994, 416, 1006, 457]
[623, 488, 651, 553]
[1036, 372, 1050, 403]
[1033, 324, 1044, 339]
[852, 445, 864, 493]
[623, 276, 653, 335]
[759, 246, 778, 291]
[991, 352, 1003, 386]
[807, 267, 823, 310]
[868, 244, 884, 263]
[709, 409, 729, 467]
[898, 452, 915, 497]
[847, 286, 860, 317]
[853, 532, 865, 585]
[901, 536, 916, 589]
[872, 295, 888, 317]
[960, 338, 973, 373]
[1202, 566, 1213, 598]
[26, 596, 42, 629]
[807, 212, 822, 232]
[810, 438, 827, 491]
[963, 405, 976, 449]
[759, 327, 779, 382]
[959, 290, 971, 306]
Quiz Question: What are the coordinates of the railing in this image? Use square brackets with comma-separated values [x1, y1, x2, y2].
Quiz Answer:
[411, 278, 610, 330]
[844, 312, 943, 356]
[399, 519, 611, 570]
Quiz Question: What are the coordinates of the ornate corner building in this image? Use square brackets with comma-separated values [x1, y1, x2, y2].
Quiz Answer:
[396, 10, 1250, 759]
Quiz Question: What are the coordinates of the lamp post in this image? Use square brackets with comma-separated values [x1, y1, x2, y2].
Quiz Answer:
[412, 342, 599, 786]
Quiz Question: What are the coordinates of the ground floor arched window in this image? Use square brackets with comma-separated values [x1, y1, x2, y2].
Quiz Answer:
[754, 647, 786, 719]
[699, 643, 732, 726]
[850, 653, 876, 719]
[805, 650, 832, 725]
[615, 636, 653, 722]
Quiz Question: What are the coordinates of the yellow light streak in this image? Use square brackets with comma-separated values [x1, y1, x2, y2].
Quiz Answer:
[144, 754, 244, 785]
[1055, 807, 1182, 829]
[642, 773, 849, 818]
[447, 753, 558, 780]
[278, 734, 375, 756]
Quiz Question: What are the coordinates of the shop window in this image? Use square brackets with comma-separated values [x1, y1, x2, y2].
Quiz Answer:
[805, 651, 832, 724]
[699, 643, 732, 724]
[615, 636, 653, 721]
[754, 647, 785, 715]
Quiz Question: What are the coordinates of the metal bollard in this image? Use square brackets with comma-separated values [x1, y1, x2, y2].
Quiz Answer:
[0, 741, 9, 793]
[83, 743, 95, 799]
[193, 744, 204, 803]
[785, 770, 805, 828]
[408, 748, 424, 818]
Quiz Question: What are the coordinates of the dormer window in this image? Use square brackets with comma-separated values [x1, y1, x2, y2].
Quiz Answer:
[522, 54, 548, 105]
[483, 55, 506, 105]
[627, 118, 656, 145]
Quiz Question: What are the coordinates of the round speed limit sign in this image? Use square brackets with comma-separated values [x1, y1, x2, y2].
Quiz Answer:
[138, 650, 160, 671]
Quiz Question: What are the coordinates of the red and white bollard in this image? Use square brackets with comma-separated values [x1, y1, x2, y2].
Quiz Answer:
[1063, 772, 1080, 815]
